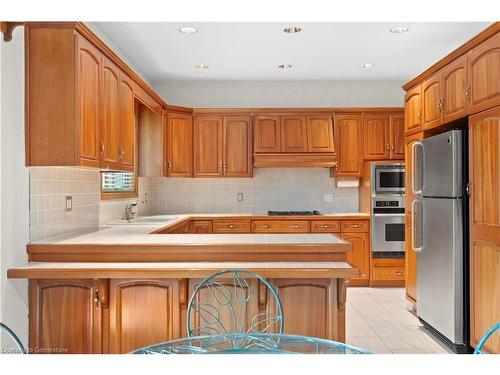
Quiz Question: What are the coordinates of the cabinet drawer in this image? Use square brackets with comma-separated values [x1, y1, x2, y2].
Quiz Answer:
[341, 220, 369, 233]
[251, 220, 310, 233]
[311, 220, 341, 233]
[213, 220, 251, 233]
[372, 266, 405, 280]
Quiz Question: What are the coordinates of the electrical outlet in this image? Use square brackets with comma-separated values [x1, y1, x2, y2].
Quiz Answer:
[324, 194, 333, 203]
[237, 192, 244, 202]
[65, 196, 72, 211]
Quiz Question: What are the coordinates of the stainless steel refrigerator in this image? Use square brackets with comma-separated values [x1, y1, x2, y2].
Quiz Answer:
[411, 129, 469, 353]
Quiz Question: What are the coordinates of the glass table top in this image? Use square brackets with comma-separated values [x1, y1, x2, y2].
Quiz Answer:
[131, 333, 371, 354]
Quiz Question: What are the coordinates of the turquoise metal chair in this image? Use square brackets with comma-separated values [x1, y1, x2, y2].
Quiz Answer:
[186, 269, 284, 337]
[473, 323, 500, 354]
[0, 322, 26, 354]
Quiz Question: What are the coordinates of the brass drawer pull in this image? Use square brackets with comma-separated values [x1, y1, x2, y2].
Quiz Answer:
[396, 271, 404, 276]
[262, 224, 270, 229]
[350, 224, 360, 228]
[291, 225, 301, 229]
[227, 224, 236, 229]
[320, 224, 332, 228]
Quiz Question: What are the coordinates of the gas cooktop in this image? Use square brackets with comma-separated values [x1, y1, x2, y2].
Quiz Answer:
[267, 210, 321, 216]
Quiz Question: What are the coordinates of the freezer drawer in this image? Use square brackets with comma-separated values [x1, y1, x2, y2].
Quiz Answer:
[416, 197, 464, 344]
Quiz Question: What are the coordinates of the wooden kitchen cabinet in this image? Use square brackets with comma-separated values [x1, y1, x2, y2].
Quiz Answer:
[363, 113, 404, 160]
[363, 114, 390, 160]
[251, 220, 310, 233]
[442, 54, 469, 123]
[311, 220, 341, 233]
[166, 112, 193, 177]
[468, 31, 500, 113]
[404, 85, 422, 135]
[268, 279, 338, 339]
[334, 114, 363, 177]
[26, 26, 138, 172]
[254, 115, 281, 153]
[109, 279, 180, 353]
[194, 115, 223, 177]
[280, 115, 308, 152]
[404, 132, 423, 305]
[213, 219, 251, 233]
[29, 279, 103, 354]
[422, 73, 442, 130]
[223, 115, 253, 177]
[469, 106, 500, 353]
[306, 115, 335, 152]
[341, 232, 370, 283]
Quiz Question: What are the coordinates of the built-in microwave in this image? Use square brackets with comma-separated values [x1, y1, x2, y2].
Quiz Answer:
[373, 163, 405, 195]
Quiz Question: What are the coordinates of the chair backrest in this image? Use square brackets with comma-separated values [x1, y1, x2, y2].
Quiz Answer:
[473, 323, 500, 354]
[0, 322, 26, 354]
[186, 269, 284, 337]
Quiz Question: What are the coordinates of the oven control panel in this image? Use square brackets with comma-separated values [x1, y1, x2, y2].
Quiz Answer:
[375, 200, 400, 207]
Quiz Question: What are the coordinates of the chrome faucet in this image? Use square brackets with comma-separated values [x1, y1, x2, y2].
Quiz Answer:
[123, 201, 138, 221]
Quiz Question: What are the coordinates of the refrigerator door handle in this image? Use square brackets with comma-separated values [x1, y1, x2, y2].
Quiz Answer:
[411, 199, 423, 252]
[411, 141, 424, 195]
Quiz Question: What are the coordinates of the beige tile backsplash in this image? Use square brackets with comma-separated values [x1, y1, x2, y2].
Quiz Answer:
[29, 167, 358, 241]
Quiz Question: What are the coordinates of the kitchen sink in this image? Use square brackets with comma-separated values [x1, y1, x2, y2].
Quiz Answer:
[106, 215, 177, 225]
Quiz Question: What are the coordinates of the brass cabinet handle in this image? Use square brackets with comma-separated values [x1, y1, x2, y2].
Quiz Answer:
[396, 271, 404, 276]
[291, 225, 301, 229]
[99, 139, 105, 157]
[417, 109, 421, 119]
[320, 224, 332, 228]
[351, 224, 360, 228]
[94, 289, 100, 309]
[118, 145, 125, 160]
[228, 224, 236, 229]
[390, 144, 394, 151]
[385, 144, 390, 150]
[224, 162, 228, 173]
[219, 161, 223, 171]
[168, 161, 172, 172]
[465, 85, 471, 99]
[262, 224, 270, 229]
[440, 98, 445, 112]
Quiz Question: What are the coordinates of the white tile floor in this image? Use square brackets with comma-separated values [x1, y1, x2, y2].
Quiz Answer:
[346, 287, 453, 354]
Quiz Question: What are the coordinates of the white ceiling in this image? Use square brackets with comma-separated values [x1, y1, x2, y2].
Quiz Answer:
[96, 22, 491, 83]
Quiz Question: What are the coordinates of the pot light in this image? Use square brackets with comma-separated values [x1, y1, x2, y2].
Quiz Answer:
[179, 26, 198, 34]
[278, 64, 293, 69]
[194, 64, 209, 69]
[359, 63, 374, 68]
[283, 26, 302, 34]
[390, 26, 409, 33]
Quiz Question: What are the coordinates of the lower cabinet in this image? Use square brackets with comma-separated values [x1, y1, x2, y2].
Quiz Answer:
[268, 279, 339, 340]
[108, 279, 180, 353]
[341, 232, 370, 285]
[29, 279, 103, 354]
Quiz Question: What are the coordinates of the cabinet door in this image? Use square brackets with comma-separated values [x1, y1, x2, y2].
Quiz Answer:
[101, 57, 121, 168]
[404, 132, 423, 304]
[223, 115, 253, 177]
[306, 115, 335, 152]
[194, 115, 223, 177]
[469, 106, 500, 353]
[442, 54, 469, 123]
[118, 73, 136, 171]
[254, 115, 281, 153]
[268, 279, 336, 340]
[341, 232, 370, 281]
[390, 114, 405, 159]
[280, 115, 308, 152]
[363, 114, 390, 160]
[188, 220, 213, 233]
[109, 279, 180, 353]
[76, 34, 101, 168]
[422, 73, 443, 129]
[334, 114, 363, 177]
[468, 32, 500, 113]
[404, 85, 422, 134]
[29, 279, 102, 354]
[167, 113, 193, 177]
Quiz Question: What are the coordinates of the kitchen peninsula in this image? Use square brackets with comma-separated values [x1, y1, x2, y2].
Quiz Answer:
[8, 213, 366, 354]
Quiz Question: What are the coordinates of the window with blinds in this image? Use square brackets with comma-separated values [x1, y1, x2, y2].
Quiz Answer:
[101, 171, 136, 193]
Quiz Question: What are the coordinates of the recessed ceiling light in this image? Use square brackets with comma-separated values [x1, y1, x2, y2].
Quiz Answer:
[179, 26, 198, 34]
[278, 64, 293, 69]
[194, 64, 209, 69]
[390, 26, 409, 33]
[283, 26, 302, 34]
[359, 63, 374, 68]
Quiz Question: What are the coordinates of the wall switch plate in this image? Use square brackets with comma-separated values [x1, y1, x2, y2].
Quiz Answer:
[324, 194, 333, 203]
[237, 192, 244, 202]
[65, 196, 72, 211]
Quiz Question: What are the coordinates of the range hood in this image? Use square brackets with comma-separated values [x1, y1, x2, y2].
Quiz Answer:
[253, 153, 337, 168]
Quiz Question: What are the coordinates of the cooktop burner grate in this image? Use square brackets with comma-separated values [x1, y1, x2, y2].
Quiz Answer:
[267, 210, 321, 216]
